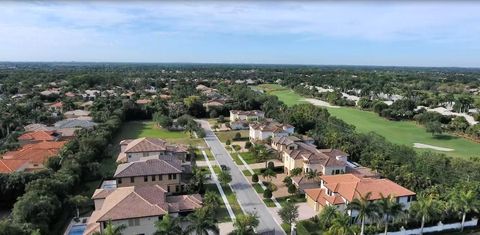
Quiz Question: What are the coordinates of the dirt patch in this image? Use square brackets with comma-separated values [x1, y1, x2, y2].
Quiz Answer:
[413, 143, 454, 152]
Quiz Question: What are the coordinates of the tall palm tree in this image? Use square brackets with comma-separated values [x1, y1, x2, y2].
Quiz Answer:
[154, 214, 183, 235]
[317, 205, 338, 229]
[376, 194, 403, 235]
[449, 190, 480, 232]
[347, 192, 378, 235]
[262, 168, 277, 183]
[92, 221, 126, 235]
[203, 191, 221, 214]
[326, 212, 358, 235]
[230, 213, 259, 235]
[409, 195, 444, 235]
[184, 208, 219, 235]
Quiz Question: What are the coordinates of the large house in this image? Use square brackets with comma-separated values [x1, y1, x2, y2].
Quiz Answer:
[116, 137, 190, 164]
[0, 141, 66, 173]
[114, 158, 188, 193]
[17, 130, 61, 144]
[84, 185, 202, 235]
[272, 136, 347, 176]
[249, 121, 294, 141]
[304, 174, 416, 216]
[64, 109, 91, 119]
[230, 110, 265, 122]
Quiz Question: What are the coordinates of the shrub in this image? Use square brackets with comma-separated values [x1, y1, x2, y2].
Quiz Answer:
[263, 188, 272, 199]
[245, 141, 252, 149]
[232, 145, 241, 151]
[226, 139, 231, 145]
[252, 174, 259, 183]
[283, 176, 292, 186]
[233, 132, 242, 140]
[288, 184, 297, 194]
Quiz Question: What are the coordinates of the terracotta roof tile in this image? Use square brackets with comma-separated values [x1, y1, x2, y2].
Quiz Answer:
[114, 158, 182, 178]
[18, 131, 58, 141]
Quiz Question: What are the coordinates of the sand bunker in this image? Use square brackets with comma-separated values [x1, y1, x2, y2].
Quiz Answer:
[303, 98, 340, 108]
[413, 143, 454, 152]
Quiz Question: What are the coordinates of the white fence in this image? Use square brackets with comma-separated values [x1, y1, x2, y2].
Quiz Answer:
[379, 218, 478, 235]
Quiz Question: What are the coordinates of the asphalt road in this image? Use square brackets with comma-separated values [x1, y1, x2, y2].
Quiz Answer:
[198, 120, 285, 235]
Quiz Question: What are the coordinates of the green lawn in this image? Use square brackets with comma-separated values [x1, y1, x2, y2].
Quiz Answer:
[114, 121, 206, 147]
[204, 184, 235, 222]
[257, 84, 480, 159]
[215, 130, 249, 142]
[238, 152, 257, 164]
[253, 183, 265, 193]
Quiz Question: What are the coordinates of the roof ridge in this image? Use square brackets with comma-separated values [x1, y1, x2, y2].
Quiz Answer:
[97, 188, 136, 221]
[0, 160, 12, 172]
[160, 159, 182, 172]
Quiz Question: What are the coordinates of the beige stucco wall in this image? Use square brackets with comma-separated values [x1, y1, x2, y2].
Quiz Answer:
[116, 174, 184, 193]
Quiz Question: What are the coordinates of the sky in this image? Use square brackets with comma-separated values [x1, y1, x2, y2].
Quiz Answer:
[1, 1, 480, 67]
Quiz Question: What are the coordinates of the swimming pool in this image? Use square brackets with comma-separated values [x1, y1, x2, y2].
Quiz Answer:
[68, 224, 86, 235]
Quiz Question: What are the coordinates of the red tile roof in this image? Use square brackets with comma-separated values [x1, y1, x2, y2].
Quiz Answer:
[18, 131, 57, 141]
[1, 141, 67, 169]
[0, 159, 29, 173]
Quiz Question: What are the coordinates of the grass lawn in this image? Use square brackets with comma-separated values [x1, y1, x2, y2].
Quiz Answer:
[243, 169, 252, 176]
[253, 183, 265, 193]
[238, 152, 258, 164]
[114, 121, 206, 147]
[215, 130, 249, 142]
[276, 194, 307, 207]
[204, 184, 234, 222]
[263, 198, 276, 207]
[258, 84, 480, 159]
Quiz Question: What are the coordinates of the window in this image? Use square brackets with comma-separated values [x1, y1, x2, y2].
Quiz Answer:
[168, 174, 172, 180]
[181, 185, 185, 191]
[130, 177, 135, 183]
[331, 170, 335, 175]
[128, 219, 140, 226]
[143, 152, 148, 157]
[335, 169, 340, 174]
[152, 175, 156, 181]
[144, 176, 148, 182]
[173, 174, 177, 180]
[118, 178, 122, 184]
[159, 175, 163, 181]
[175, 185, 179, 192]
[102, 222, 107, 229]
[167, 186, 170, 192]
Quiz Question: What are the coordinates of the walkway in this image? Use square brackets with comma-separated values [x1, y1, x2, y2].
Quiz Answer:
[198, 120, 285, 235]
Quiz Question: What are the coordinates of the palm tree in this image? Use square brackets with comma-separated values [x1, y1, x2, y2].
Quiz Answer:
[347, 192, 378, 235]
[230, 213, 259, 235]
[449, 190, 480, 232]
[317, 205, 338, 229]
[262, 168, 277, 183]
[218, 170, 232, 187]
[184, 208, 219, 235]
[326, 212, 358, 235]
[92, 221, 126, 235]
[409, 195, 444, 235]
[154, 214, 183, 235]
[203, 191, 221, 213]
[376, 194, 403, 235]
[306, 169, 320, 181]
[189, 167, 207, 193]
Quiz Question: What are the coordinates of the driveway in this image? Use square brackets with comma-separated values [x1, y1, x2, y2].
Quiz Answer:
[198, 120, 285, 235]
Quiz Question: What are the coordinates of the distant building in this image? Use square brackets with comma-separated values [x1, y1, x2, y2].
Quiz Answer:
[54, 119, 97, 129]
[64, 109, 91, 119]
[229, 110, 265, 122]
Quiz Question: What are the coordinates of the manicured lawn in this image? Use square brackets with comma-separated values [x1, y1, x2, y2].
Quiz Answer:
[215, 130, 249, 142]
[114, 121, 206, 147]
[258, 84, 480, 159]
[238, 152, 257, 164]
[263, 198, 276, 207]
[253, 183, 264, 193]
[243, 169, 252, 176]
[204, 184, 234, 222]
[276, 194, 307, 207]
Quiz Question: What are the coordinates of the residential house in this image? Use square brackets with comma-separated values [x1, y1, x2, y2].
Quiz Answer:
[230, 110, 265, 122]
[114, 158, 188, 193]
[136, 99, 152, 105]
[249, 121, 294, 141]
[116, 137, 190, 164]
[272, 136, 347, 176]
[304, 174, 416, 217]
[84, 185, 202, 235]
[64, 109, 91, 119]
[54, 119, 97, 129]
[203, 98, 226, 111]
[49, 101, 64, 113]
[17, 130, 61, 144]
[0, 141, 67, 173]
[24, 123, 50, 132]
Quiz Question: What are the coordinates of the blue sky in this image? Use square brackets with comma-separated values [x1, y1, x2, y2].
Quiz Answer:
[1, 1, 480, 67]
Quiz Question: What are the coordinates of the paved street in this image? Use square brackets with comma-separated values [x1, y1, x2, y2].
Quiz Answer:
[198, 120, 285, 235]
